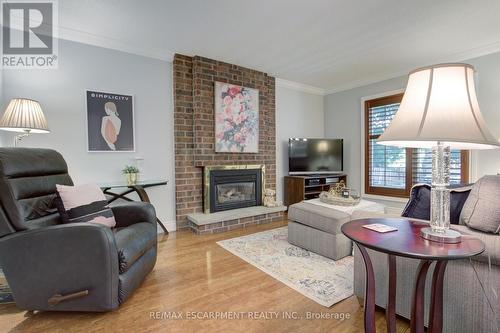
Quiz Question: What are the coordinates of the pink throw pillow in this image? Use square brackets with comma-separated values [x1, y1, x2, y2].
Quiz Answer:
[55, 183, 116, 228]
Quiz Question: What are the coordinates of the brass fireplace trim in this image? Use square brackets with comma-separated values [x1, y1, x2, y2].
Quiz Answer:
[203, 164, 266, 214]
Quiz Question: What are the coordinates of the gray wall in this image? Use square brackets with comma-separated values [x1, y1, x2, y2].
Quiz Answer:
[0, 39, 324, 227]
[276, 85, 324, 203]
[469, 52, 500, 179]
[3, 38, 497, 222]
[324, 76, 406, 194]
[324, 51, 500, 199]
[1, 39, 176, 230]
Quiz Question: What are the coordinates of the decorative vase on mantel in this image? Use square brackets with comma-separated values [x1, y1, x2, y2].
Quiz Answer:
[122, 165, 140, 186]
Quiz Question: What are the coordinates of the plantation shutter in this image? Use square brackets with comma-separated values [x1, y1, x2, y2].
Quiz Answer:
[412, 149, 466, 185]
[365, 94, 469, 197]
[365, 94, 408, 197]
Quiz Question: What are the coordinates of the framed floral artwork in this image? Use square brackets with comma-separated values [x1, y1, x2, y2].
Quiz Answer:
[214, 82, 259, 153]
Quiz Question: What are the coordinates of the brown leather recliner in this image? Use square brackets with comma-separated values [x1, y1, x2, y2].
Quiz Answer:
[0, 148, 157, 311]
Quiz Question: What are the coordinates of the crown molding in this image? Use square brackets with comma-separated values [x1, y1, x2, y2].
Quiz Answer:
[323, 71, 409, 96]
[57, 25, 175, 62]
[275, 78, 326, 96]
[324, 40, 500, 96]
[35, 23, 500, 94]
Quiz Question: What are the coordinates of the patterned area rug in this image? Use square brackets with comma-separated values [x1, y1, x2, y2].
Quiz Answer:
[0, 270, 14, 304]
[217, 227, 353, 307]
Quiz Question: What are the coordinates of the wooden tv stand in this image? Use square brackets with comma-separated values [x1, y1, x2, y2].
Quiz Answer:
[284, 174, 347, 206]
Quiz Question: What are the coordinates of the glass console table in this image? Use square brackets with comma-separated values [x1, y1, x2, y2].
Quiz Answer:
[99, 179, 168, 233]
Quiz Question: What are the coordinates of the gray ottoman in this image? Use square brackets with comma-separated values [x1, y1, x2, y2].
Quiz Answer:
[288, 201, 352, 260]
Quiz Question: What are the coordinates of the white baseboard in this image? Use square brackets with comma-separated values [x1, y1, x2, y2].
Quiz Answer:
[156, 219, 177, 234]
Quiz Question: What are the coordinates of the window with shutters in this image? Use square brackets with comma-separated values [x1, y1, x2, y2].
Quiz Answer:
[364, 94, 469, 197]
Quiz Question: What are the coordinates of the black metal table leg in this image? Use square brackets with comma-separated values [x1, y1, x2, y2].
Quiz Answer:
[102, 185, 169, 234]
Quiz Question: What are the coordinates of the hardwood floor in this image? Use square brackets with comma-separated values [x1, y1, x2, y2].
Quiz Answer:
[0, 220, 410, 333]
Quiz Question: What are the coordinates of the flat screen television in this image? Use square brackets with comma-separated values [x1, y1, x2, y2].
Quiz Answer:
[288, 138, 343, 175]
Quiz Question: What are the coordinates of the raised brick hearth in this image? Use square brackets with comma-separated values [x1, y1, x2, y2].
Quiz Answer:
[173, 54, 279, 231]
[187, 206, 286, 235]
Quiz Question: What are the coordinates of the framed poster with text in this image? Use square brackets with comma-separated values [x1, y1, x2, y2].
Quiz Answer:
[86, 90, 135, 152]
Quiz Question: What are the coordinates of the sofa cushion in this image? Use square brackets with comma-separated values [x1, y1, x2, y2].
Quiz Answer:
[114, 222, 157, 274]
[351, 211, 402, 220]
[460, 175, 500, 234]
[451, 225, 500, 265]
[288, 201, 350, 234]
[402, 184, 471, 224]
[56, 183, 116, 228]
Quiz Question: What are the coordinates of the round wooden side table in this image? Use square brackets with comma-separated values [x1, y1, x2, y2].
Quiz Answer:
[341, 218, 485, 333]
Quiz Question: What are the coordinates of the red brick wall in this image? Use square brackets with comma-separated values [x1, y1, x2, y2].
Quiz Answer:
[173, 54, 276, 229]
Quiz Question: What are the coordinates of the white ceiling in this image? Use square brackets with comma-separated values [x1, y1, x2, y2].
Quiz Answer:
[56, 0, 500, 92]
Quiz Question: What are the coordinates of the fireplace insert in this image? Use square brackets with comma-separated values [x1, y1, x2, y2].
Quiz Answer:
[203, 166, 264, 213]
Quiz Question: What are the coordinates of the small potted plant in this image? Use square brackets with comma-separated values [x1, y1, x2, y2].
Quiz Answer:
[122, 165, 139, 185]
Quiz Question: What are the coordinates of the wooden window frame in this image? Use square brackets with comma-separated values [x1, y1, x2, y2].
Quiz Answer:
[364, 94, 469, 198]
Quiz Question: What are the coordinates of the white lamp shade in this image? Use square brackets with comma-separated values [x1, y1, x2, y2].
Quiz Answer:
[377, 63, 499, 149]
[0, 98, 50, 133]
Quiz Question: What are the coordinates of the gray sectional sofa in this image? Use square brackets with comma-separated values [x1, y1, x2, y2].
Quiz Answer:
[287, 175, 499, 332]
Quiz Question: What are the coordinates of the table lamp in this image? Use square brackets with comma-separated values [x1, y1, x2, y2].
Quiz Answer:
[0, 98, 50, 146]
[377, 63, 500, 243]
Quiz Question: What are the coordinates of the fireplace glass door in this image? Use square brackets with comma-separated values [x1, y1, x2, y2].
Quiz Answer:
[216, 182, 256, 205]
[208, 168, 262, 213]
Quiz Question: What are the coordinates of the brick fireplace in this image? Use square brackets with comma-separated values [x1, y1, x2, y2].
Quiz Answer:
[173, 54, 284, 233]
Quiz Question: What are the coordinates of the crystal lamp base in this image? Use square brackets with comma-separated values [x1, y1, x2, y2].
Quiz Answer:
[420, 227, 462, 244]
[422, 142, 463, 243]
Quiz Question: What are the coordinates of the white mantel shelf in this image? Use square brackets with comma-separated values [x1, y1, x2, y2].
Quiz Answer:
[188, 205, 287, 226]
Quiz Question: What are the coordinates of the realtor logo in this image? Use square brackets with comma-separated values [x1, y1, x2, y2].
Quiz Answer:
[1, 0, 58, 69]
